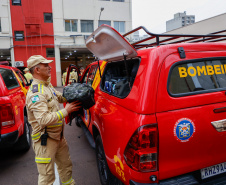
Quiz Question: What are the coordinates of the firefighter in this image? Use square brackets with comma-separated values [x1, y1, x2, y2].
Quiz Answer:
[62, 68, 67, 86]
[26, 55, 81, 185]
[23, 67, 33, 83]
[70, 69, 78, 83]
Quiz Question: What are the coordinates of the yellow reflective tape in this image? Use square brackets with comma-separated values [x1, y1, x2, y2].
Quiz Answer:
[35, 157, 51, 164]
[12, 70, 27, 96]
[41, 85, 44, 94]
[59, 111, 64, 119]
[92, 61, 107, 90]
[29, 84, 33, 92]
[47, 122, 63, 128]
[56, 112, 61, 120]
[31, 133, 41, 140]
[62, 177, 73, 185]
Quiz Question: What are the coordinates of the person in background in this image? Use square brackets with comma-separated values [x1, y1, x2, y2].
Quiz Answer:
[62, 69, 67, 86]
[62, 68, 70, 86]
[70, 69, 78, 83]
[26, 55, 81, 185]
[79, 67, 84, 81]
[23, 67, 33, 84]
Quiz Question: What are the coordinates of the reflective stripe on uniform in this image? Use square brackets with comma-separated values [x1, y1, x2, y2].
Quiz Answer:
[31, 132, 41, 140]
[29, 84, 44, 94]
[28, 84, 33, 92]
[38, 84, 44, 94]
[62, 177, 73, 185]
[47, 121, 63, 128]
[56, 111, 64, 120]
[35, 157, 51, 163]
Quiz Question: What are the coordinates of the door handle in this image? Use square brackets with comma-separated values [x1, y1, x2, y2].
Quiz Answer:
[213, 107, 226, 113]
[211, 119, 226, 132]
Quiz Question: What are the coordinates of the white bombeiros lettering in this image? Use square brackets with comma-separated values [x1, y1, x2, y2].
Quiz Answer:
[178, 65, 226, 78]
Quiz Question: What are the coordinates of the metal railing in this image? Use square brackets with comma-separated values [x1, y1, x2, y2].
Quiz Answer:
[123, 26, 226, 49]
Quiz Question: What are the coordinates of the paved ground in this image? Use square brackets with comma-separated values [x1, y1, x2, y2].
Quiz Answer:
[0, 86, 101, 185]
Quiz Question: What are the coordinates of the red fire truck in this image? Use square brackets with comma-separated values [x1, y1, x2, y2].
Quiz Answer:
[67, 25, 226, 185]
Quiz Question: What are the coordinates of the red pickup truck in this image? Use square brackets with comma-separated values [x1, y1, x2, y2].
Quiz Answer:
[67, 25, 226, 185]
[0, 64, 31, 151]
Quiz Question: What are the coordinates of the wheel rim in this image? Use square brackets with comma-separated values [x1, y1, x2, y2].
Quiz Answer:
[97, 144, 108, 183]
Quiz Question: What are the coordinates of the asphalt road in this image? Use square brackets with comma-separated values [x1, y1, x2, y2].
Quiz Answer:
[0, 87, 101, 185]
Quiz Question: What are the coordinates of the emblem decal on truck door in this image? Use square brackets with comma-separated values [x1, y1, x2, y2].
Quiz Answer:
[174, 118, 196, 142]
[114, 155, 126, 182]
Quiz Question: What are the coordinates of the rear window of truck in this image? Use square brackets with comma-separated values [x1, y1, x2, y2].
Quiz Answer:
[101, 58, 140, 98]
[168, 58, 226, 96]
[0, 68, 19, 89]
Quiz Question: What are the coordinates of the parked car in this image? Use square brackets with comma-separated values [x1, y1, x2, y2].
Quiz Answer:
[0, 64, 31, 151]
[66, 25, 226, 185]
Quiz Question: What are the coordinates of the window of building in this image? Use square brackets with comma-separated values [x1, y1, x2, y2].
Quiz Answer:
[98, 20, 111, 27]
[44, 13, 53, 23]
[168, 58, 226, 96]
[65, 20, 78, 32]
[114, 21, 125, 33]
[12, 0, 21, 5]
[0, 19, 1, 32]
[14, 31, 24, 41]
[113, 0, 125, 2]
[46, 48, 55, 57]
[81, 20, 94, 33]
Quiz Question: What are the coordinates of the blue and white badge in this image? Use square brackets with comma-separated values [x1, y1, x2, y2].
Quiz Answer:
[31, 95, 40, 103]
[174, 118, 195, 142]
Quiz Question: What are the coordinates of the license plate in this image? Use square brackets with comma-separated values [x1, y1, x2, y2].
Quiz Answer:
[201, 162, 226, 179]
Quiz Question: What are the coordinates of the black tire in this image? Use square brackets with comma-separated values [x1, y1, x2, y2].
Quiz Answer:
[16, 116, 31, 151]
[95, 135, 123, 185]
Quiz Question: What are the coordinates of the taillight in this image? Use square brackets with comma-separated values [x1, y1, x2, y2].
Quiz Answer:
[124, 124, 158, 172]
[0, 104, 15, 128]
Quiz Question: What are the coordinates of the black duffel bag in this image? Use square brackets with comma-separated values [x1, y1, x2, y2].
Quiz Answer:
[63, 83, 95, 109]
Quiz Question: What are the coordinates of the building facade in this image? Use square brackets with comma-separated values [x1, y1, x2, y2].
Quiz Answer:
[166, 11, 195, 32]
[53, 0, 132, 86]
[0, 0, 132, 86]
[165, 13, 226, 35]
[0, 0, 13, 65]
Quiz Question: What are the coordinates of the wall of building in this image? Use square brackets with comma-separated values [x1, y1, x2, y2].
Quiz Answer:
[166, 18, 182, 32]
[166, 12, 195, 32]
[10, 0, 57, 86]
[0, 0, 13, 63]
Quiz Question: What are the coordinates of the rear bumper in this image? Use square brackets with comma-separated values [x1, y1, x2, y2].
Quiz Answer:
[130, 172, 226, 185]
[0, 130, 19, 147]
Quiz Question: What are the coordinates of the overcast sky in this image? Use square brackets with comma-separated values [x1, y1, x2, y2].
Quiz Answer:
[132, 0, 226, 34]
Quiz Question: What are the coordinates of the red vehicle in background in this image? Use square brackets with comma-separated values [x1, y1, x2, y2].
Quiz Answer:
[0, 63, 31, 151]
[67, 25, 226, 185]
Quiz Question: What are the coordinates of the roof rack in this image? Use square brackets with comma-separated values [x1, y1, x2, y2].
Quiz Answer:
[123, 26, 226, 49]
